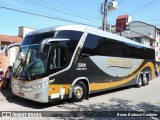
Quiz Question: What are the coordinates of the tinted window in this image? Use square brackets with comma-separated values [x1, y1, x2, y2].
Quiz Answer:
[49, 46, 67, 69]
[126, 43, 139, 58]
[55, 30, 83, 41]
[117, 41, 130, 58]
[80, 34, 103, 58]
[80, 33, 154, 60]
[103, 38, 118, 57]
[55, 30, 83, 61]
[144, 48, 155, 59]
[22, 32, 55, 45]
[139, 47, 145, 59]
[55, 30, 83, 54]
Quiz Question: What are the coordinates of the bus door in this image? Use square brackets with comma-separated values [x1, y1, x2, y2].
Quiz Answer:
[49, 45, 67, 70]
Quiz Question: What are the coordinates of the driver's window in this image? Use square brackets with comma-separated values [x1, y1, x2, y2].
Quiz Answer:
[50, 46, 67, 69]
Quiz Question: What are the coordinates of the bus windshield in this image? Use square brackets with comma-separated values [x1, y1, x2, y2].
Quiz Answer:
[12, 30, 83, 80]
[13, 44, 50, 79]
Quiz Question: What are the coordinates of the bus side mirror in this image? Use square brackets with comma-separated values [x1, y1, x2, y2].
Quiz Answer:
[39, 38, 52, 53]
[5, 43, 21, 56]
[39, 38, 69, 53]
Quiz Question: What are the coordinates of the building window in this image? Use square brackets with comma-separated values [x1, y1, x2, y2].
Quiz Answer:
[135, 38, 142, 43]
[159, 52, 160, 57]
[157, 31, 160, 37]
[0, 45, 5, 51]
[156, 51, 158, 56]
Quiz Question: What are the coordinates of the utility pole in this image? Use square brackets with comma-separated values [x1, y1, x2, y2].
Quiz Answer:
[102, 0, 108, 31]
[101, 0, 118, 31]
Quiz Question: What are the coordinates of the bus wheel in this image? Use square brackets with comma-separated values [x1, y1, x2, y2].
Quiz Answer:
[143, 74, 149, 86]
[136, 75, 142, 88]
[72, 81, 87, 102]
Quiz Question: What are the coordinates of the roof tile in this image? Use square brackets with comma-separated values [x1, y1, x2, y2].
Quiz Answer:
[0, 34, 22, 43]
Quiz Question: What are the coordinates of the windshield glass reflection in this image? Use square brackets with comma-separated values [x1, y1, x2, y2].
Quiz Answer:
[13, 44, 50, 79]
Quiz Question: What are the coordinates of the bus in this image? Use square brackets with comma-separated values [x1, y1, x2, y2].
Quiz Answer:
[6, 25, 155, 103]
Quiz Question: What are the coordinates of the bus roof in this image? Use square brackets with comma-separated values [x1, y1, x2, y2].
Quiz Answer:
[26, 25, 153, 49]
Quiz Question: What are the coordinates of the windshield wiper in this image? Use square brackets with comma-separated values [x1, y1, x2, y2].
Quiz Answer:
[22, 47, 31, 80]
[14, 58, 23, 77]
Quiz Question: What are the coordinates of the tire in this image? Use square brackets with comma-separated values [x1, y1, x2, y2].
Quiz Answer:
[136, 75, 143, 88]
[72, 81, 87, 102]
[143, 74, 149, 86]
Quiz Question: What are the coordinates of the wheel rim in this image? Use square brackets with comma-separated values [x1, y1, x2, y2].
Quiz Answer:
[144, 75, 149, 85]
[144, 76, 147, 84]
[73, 85, 84, 99]
[138, 77, 142, 86]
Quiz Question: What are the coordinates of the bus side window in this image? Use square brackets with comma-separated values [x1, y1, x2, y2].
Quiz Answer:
[49, 46, 67, 69]
[80, 34, 102, 59]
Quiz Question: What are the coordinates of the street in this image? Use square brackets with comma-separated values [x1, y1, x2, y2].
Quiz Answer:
[0, 77, 160, 120]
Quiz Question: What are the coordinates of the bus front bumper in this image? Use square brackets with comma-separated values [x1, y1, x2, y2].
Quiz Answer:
[11, 82, 49, 103]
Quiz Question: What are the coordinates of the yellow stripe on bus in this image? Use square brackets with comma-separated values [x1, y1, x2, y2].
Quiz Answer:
[122, 59, 144, 77]
[48, 62, 155, 96]
[48, 84, 71, 96]
[90, 62, 155, 91]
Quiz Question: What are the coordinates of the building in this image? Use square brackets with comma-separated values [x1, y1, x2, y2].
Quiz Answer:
[0, 26, 35, 73]
[112, 15, 160, 67]
[115, 14, 132, 33]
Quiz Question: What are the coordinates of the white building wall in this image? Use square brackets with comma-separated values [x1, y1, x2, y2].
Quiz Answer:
[144, 38, 150, 46]
[129, 22, 155, 40]
[19, 26, 35, 38]
[155, 29, 160, 63]
[9, 47, 16, 66]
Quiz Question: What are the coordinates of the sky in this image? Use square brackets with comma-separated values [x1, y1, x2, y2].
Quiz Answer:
[0, 0, 160, 36]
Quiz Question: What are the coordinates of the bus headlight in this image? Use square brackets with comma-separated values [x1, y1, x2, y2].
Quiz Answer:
[12, 82, 49, 92]
[21, 86, 34, 92]
[12, 84, 19, 89]
[12, 84, 34, 92]
[32, 82, 49, 90]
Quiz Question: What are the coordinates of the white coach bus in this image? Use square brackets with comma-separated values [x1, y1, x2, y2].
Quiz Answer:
[5, 25, 155, 103]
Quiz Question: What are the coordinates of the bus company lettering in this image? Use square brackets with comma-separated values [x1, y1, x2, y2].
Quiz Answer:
[108, 58, 133, 68]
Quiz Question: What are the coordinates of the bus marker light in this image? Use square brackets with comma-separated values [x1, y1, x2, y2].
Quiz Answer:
[49, 79, 55, 83]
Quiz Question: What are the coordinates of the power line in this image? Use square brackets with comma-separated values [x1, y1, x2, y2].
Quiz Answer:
[133, 0, 152, 20]
[129, 0, 158, 15]
[140, 0, 159, 20]
[0, 0, 91, 25]
[0, 0, 30, 12]
[39, 0, 99, 20]
[48, 0, 99, 19]
[24, 0, 96, 22]
[0, 5, 99, 27]
[146, 0, 160, 19]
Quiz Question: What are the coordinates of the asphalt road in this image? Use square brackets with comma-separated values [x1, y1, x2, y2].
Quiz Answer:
[0, 77, 160, 120]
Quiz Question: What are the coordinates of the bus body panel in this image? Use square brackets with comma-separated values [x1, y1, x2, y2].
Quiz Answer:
[47, 56, 155, 102]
